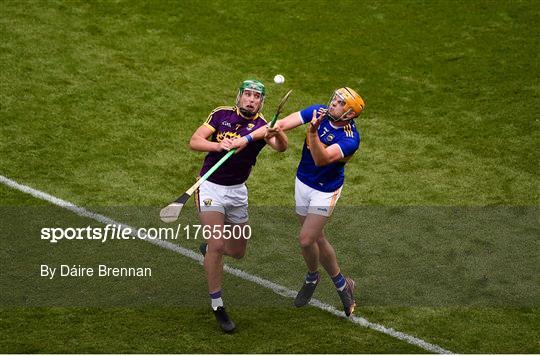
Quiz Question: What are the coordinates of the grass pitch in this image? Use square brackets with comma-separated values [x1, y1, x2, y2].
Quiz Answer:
[1, 0, 539, 353]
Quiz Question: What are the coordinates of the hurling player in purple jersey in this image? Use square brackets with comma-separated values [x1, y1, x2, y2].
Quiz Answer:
[189, 80, 287, 332]
[266, 87, 365, 317]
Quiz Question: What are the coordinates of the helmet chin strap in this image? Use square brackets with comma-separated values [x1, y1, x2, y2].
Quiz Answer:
[327, 91, 354, 122]
[239, 107, 257, 118]
[328, 108, 353, 122]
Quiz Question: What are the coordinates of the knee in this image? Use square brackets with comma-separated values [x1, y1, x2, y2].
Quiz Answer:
[208, 240, 226, 255]
[316, 234, 326, 244]
[299, 233, 316, 249]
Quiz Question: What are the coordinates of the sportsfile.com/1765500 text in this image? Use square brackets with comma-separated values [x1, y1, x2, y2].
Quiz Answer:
[40, 224, 252, 244]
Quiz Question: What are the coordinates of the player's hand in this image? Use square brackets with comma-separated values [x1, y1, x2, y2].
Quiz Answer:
[217, 138, 234, 151]
[309, 109, 322, 133]
[230, 137, 248, 153]
[265, 125, 282, 139]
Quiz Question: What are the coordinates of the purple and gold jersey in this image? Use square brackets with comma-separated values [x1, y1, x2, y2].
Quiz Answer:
[296, 104, 361, 192]
[200, 106, 267, 185]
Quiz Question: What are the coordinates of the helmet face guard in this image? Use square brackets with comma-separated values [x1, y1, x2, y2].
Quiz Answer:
[326, 87, 365, 122]
[236, 80, 266, 117]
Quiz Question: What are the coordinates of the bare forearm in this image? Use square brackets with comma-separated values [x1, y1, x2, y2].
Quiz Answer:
[247, 126, 267, 141]
[276, 112, 303, 131]
[189, 135, 219, 152]
[308, 132, 331, 166]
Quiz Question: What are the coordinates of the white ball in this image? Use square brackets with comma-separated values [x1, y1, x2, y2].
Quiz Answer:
[273, 74, 285, 84]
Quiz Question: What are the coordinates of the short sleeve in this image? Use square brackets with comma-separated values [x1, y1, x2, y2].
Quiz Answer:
[204, 107, 224, 132]
[337, 136, 360, 158]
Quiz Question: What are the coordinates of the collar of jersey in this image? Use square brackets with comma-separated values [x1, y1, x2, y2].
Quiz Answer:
[327, 117, 354, 130]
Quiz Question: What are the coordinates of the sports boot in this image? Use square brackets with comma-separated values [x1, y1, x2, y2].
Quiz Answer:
[213, 306, 236, 333]
[294, 273, 320, 307]
[337, 277, 356, 317]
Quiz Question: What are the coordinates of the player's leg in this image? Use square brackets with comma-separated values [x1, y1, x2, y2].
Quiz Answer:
[198, 210, 236, 332]
[305, 184, 343, 280]
[298, 212, 327, 271]
[220, 183, 250, 259]
[301, 214, 356, 316]
[294, 179, 356, 315]
[199, 211, 227, 294]
[196, 182, 236, 332]
[200, 223, 248, 259]
[294, 178, 324, 307]
[222, 222, 249, 259]
[317, 232, 356, 315]
[296, 214, 339, 276]
[313, 232, 356, 315]
[294, 213, 328, 307]
[297, 216, 341, 286]
[295, 178, 320, 269]
[316, 234, 340, 278]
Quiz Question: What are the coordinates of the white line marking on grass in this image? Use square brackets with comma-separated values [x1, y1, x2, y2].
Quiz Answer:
[1, 175, 453, 354]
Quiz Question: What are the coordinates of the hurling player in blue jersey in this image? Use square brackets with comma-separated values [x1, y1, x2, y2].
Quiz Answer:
[269, 87, 365, 316]
[189, 80, 287, 332]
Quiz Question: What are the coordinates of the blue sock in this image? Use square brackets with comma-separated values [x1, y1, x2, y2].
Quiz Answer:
[305, 271, 319, 284]
[209, 290, 223, 310]
[331, 273, 346, 291]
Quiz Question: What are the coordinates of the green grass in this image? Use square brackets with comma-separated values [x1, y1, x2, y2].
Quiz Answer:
[1, 0, 538, 206]
[1, 187, 538, 353]
[1, 307, 428, 353]
[1, 0, 539, 353]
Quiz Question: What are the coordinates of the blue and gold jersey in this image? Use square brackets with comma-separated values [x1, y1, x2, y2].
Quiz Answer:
[296, 104, 360, 192]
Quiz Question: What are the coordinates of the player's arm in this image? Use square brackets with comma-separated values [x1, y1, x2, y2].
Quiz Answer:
[244, 125, 266, 141]
[307, 111, 344, 166]
[237, 111, 302, 141]
[226, 126, 264, 153]
[275, 112, 304, 131]
[227, 125, 288, 152]
[308, 136, 343, 166]
[228, 117, 290, 152]
[229, 110, 302, 150]
[264, 125, 288, 152]
[189, 125, 233, 152]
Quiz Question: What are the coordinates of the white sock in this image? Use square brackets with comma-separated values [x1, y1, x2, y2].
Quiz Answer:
[211, 297, 224, 310]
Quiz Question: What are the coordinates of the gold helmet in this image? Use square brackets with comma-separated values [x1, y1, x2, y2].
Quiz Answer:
[328, 87, 365, 121]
